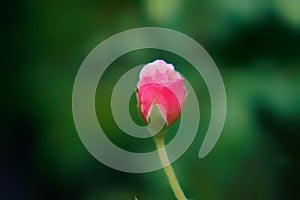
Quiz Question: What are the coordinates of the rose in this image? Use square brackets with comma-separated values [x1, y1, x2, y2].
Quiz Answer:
[137, 59, 186, 126]
[136, 59, 188, 200]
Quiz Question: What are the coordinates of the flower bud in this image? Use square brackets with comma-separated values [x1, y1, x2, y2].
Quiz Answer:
[137, 60, 186, 126]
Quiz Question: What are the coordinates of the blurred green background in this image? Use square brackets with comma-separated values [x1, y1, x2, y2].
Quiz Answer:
[2, 0, 300, 199]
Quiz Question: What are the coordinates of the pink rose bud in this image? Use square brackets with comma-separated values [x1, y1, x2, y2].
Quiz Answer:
[137, 59, 186, 126]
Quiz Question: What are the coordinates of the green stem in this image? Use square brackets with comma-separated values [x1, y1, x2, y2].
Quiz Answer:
[154, 136, 187, 200]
